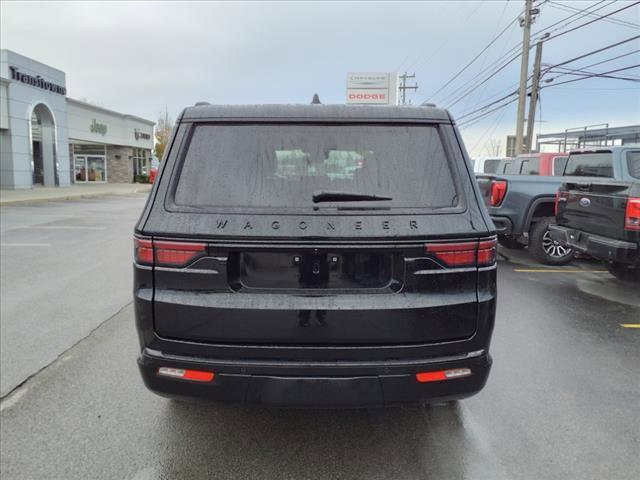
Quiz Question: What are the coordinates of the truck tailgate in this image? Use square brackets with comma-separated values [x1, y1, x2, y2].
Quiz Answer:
[558, 180, 634, 241]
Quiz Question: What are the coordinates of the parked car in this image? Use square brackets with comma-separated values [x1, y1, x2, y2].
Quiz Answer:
[149, 156, 159, 184]
[473, 156, 509, 174]
[549, 146, 640, 282]
[476, 173, 574, 264]
[492, 153, 567, 177]
[133, 103, 497, 407]
[514, 152, 567, 176]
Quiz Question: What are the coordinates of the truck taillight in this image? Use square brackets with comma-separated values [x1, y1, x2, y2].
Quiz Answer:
[625, 198, 640, 231]
[490, 180, 507, 207]
[555, 190, 569, 216]
[425, 238, 496, 267]
[134, 237, 207, 267]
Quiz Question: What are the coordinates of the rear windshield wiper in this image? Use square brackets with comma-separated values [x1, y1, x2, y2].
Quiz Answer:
[312, 190, 393, 203]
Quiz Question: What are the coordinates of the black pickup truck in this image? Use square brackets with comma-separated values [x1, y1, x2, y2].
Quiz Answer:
[550, 147, 640, 282]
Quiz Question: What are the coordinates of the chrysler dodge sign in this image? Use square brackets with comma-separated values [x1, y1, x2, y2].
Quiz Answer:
[346, 72, 398, 105]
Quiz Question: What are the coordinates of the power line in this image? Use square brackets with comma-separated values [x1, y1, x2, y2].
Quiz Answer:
[458, 97, 519, 127]
[457, 88, 519, 120]
[547, 68, 640, 82]
[542, 64, 640, 88]
[544, 1, 640, 41]
[544, 49, 640, 80]
[459, 0, 512, 114]
[424, 0, 636, 113]
[438, 1, 613, 108]
[424, 8, 523, 103]
[458, 62, 640, 129]
[531, 0, 611, 38]
[547, 1, 640, 30]
[444, 51, 523, 109]
[452, 30, 639, 113]
[397, 1, 484, 74]
[544, 35, 640, 70]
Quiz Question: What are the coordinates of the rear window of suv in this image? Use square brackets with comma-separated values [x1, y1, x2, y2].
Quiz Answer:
[563, 152, 613, 177]
[173, 124, 459, 210]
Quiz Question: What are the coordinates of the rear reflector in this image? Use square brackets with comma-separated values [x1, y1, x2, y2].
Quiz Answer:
[416, 368, 471, 383]
[133, 237, 207, 267]
[624, 197, 640, 231]
[425, 238, 496, 267]
[158, 367, 215, 382]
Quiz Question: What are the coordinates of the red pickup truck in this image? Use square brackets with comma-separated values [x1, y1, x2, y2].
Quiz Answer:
[514, 152, 568, 176]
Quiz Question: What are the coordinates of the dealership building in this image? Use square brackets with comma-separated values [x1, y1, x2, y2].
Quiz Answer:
[1, 50, 154, 189]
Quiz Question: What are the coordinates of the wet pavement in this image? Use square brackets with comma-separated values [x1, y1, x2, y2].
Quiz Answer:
[0, 195, 149, 395]
[1, 240, 638, 479]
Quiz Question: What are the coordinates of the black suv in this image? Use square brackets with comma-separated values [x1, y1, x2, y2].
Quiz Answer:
[134, 104, 497, 407]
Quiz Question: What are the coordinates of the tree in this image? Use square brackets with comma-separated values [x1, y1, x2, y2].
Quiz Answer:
[485, 138, 503, 157]
[154, 109, 173, 160]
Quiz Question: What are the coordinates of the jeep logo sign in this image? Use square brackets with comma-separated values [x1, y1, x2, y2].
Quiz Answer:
[346, 72, 398, 105]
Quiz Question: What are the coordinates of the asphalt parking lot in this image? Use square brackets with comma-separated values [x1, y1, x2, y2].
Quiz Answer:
[1, 196, 639, 480]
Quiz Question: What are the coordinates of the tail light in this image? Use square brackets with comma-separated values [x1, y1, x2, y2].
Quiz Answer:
[134, 237, 207, 267]
[425, 238, 496, 268]
[134, 238, 153, 265]
[625, 198, 640, 231]
[555, 189, 569, 216]
[490, 180, 507, 207]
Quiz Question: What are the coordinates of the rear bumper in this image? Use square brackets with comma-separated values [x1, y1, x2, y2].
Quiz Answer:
[138, 348, 492, 407]
[548, 225, 639, 265]
[489, 216, 513, 235]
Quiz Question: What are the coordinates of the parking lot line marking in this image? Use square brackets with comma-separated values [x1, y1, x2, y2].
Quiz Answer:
[15, 225, 106, 230]
[620, 324, 640, 329]
[1, 242, 51, 247]
[513, 268, 608, 273]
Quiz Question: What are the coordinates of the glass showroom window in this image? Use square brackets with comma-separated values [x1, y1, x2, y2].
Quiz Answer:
[74, 144, 107, 183]
[133, 148, 149, 177]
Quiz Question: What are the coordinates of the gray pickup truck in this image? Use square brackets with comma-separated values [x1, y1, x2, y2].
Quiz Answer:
[476, 174, 572, 264]
[477, 146, 639, 265]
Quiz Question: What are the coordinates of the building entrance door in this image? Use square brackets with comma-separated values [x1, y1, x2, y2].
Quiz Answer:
[74, 155, 107, 182]
[30, 104, 57, 187]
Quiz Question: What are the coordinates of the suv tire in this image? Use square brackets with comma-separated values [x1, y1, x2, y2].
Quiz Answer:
[498, 235, 525, 250]
[529, 217, 574, 265]
[606, 262, 640, 282]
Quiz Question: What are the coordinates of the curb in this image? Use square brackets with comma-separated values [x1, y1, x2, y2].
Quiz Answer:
[0, 187, 151, 206]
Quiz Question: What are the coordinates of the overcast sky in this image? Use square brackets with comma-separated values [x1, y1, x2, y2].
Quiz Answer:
[2, 0, 639, 156]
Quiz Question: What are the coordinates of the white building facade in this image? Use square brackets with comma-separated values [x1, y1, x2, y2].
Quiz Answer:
[0, 50, 154, 189]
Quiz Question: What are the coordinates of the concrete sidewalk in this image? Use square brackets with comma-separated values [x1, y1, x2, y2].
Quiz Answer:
[0, 183, 152, 206]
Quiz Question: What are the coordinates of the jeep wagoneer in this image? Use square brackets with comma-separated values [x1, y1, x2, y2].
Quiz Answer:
[134, 103, 497, 407]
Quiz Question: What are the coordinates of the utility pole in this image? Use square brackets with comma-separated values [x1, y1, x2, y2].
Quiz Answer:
[398, 72, 418, 105]
[525, 40, 544, 153]
[514, 0, 534, 155]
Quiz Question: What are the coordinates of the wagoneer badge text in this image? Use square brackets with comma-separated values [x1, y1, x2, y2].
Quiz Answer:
[213, 218, 420, 231]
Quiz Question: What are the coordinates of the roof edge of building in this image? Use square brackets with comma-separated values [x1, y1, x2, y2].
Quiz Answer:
[1, 49, 68, 76]
[66, 97, 155, 126]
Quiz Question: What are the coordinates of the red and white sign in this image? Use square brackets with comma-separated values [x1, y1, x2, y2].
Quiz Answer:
[346, 72, 398, 105]
[347, 89, 389, 104]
